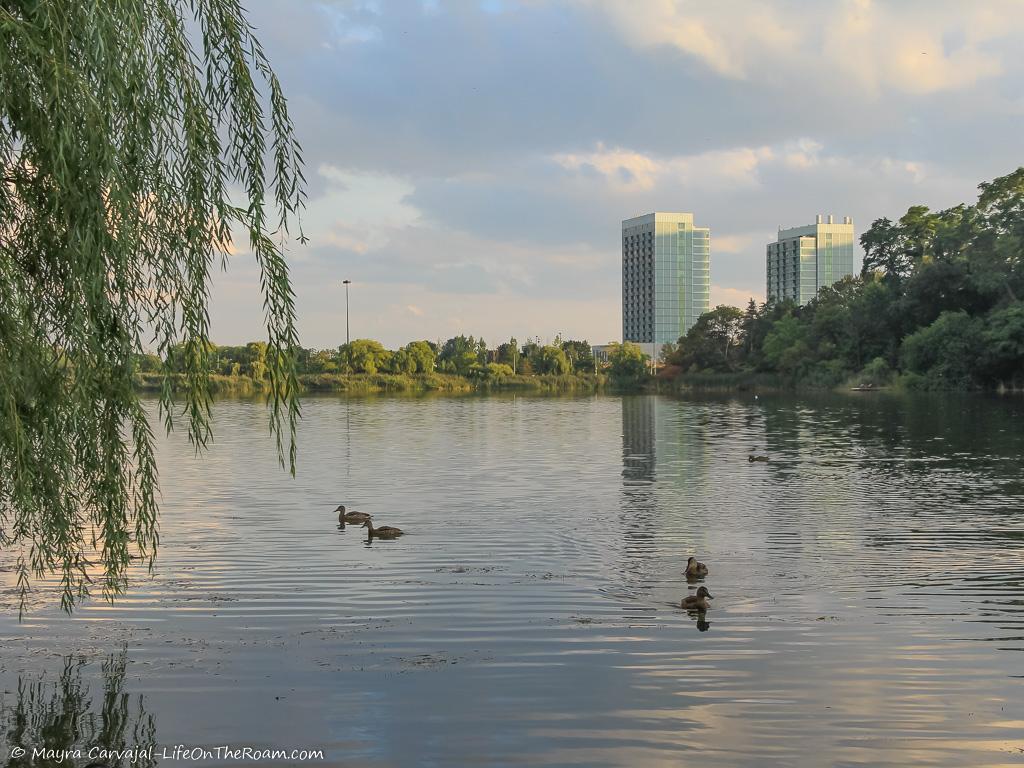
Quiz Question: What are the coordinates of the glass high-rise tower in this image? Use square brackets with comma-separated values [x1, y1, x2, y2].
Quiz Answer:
[621, 212, 710, 352]
[766, 215, 855, 305]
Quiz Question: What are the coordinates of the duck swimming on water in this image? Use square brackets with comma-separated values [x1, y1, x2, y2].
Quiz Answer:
[335, 505, 373, 525]
[363, 520, 404, 539]
[681, 586, 713, 611]
[685, 556, 709, 578]
[748, 455, 769, 462]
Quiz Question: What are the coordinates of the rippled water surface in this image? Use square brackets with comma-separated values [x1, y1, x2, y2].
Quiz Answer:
[3, 393, 1024, 767]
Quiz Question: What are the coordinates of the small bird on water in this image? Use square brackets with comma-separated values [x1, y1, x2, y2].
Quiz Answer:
[685, 556, 709, 578]
[335, 505, 373, 525]
[681, 586, 713, 611]
[363, 520, 404, 539]
[748, 454, 769, 462]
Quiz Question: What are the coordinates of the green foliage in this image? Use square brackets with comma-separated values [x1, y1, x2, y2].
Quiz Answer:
[530, 345, 571, 375]
[857, 357, 893, 387]
[338, 339, 390, 375]
[403, 341, 437, 373]
[981, 303, 1024, 384]
[671, 305, 745, 372]
[495, 337, 520, 372]
[0, 0, 304, 611]
[900, 311, 983, 389]
[437, 335, 481, 375]
[485, 362, 515, 377]
[761, 315, 811, 375]
[559, 339, 594, 372]
[607, 342, 648, 384]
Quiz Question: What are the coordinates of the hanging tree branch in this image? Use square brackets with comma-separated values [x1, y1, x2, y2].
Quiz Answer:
[0, 0, 305, 613]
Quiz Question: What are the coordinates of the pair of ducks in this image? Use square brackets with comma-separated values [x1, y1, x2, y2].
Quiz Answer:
[334, 505, 404, 539]
[682, 556, 714, 611]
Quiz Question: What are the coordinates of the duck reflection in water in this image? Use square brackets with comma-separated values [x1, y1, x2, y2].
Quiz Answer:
[681, 586, 713, 611]
[680, 586, 713, 632]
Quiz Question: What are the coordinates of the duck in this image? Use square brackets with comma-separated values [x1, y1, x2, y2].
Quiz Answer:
[681, 586, 713, 611]
[685, 556, 709, 578]
[748, 454, 769, 462]
[363, 520, 403, 539]
[335, 505, 373, 525]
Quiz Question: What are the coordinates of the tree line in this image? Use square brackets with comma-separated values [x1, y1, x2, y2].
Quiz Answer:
[135, 335, 650, 382]
[665, 168, 1024, 390]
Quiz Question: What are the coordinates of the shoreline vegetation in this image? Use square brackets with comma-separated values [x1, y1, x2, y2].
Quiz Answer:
[132, 335, 630, 396]
[135, 370, 609, 396]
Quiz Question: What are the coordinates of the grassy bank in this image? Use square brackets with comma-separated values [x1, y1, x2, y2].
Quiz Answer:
[135, 371, 608, 396]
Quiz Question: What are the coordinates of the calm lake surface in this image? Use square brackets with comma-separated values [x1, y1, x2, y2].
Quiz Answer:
[2, 393, 1024, 767]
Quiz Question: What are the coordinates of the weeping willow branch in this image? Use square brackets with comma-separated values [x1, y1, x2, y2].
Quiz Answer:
[0, 0, 305, 613]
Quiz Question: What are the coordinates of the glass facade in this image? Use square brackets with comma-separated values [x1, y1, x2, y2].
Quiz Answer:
[622, 212, 711, 347]
[766, 216, 855, 305]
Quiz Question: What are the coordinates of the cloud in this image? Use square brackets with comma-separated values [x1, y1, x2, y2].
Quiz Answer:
[587, 0, 798, 80]
[303, 165, 421, 256]
[823, 0, 1006, 95]
[584, 0, 1024, 96]
[712, 285, 761, 309]
[552, 143, 774, 192]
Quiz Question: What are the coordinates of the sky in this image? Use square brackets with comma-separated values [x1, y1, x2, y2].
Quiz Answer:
[210, 0, 1024, 349]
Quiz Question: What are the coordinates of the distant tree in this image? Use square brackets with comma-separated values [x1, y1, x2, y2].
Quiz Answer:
[900, 311, 984, 389]
[132, 354, 163, 374]
[761, 315, 811, 376]
[520, 336, 543, 361]
[486, 362, 515, 377]
[404, 341, 437, 373]
[246, 341, 269, 381]
[531, 345, 571, 375]
[607, 342, 648, 383]
[673, 305, 745, 372]
[438, 335, 479, 375]
[495, 338, 521, 373]
[560, 339, 594, 372]
[339, 340, 389, 375]
[974, 168, 1024, 302]
[982, 303, 1024, 384]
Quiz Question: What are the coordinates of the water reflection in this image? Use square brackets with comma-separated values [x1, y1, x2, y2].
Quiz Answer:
[1, 651, 156, 768]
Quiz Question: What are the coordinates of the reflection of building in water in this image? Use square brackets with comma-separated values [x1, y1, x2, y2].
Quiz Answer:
[620, 395, 714, 524]
[621, 396, 656, 485]
[621, 395, 712, 492]
[618, 396, 714, 596]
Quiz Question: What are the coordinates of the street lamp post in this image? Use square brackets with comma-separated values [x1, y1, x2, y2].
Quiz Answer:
[342, 279, 351, 345]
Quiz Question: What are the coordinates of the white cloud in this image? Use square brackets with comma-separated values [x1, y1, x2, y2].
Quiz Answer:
[713, 233, 758, 255]
[306, 165, 421, 253]
[583, 0, 1024, 96]
[712, 284, 762, 309]
[549, 138, 930, 196]
[552, 142, 774, 192]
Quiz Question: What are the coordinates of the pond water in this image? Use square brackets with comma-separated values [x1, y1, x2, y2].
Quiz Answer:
[2, 393, 1024, 767]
